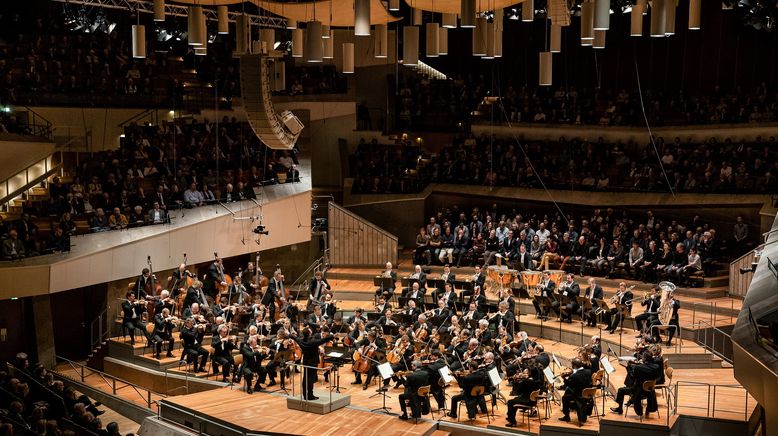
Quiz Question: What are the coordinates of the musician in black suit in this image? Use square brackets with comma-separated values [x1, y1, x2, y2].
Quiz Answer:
[448, 352, 495, 420]
[404, 264, 427, 293]
[434, 264, 455, 293]
[605, 282, 634, 334]
[241, 335, 268, 394]
[460, 302, 484, 324]
[653, 291, 681, 346]
[263, 271, 286, 320]
[506, 365, 544, 427]
[429, 298, 451, 323]
[122, 292, 148, 345]
[610, 350, 658, 416]
[374, 297, 391, 315]
[375, 262, 398, 298]
[134, 268, 153, 300]
[180, 318, 209, 372]
[533, 344, 551, 369]
[398, 361, 431, 420]
[559, 358, 593, 424]
[580, 277, 604, 327]
[184, 281, 209, 314]
[554, 273, 581, 323]
[401, 299, 422, 317]
[460, 265, 486, 301]
[488, 302, 514, 331]
[355, 331, 387, 389]
[293, 327, 334, 400]
[204, 258, 226, 298]
[433, 283, 457, 311]
[320, 294, 337, 320]
[169, 264, 194, 300]
[532, 271, 555, 318]
[634, 287, 661, 332]
[377, 309, 399, 329]
[468, 286, 487, 312]
[347, 308, 367, 326]
[422, 351, 448, 409]
[211, 324, 237, 383]
[515, 244, 532, 271]
[151, 308, 176, 359]
[589, 336, 603, 372]
[306, 305, 326, 332]
[308, 270, 331, 308]
[402, 282, 426, 306]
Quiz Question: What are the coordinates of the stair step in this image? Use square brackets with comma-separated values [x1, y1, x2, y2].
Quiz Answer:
[703, 275, 729, 288]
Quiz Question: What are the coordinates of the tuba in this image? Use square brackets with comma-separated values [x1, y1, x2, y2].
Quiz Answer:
[657, 281, 676, 326]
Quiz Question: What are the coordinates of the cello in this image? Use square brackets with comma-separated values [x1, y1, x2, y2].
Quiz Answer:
[352, 342, 377, 374]
[212, 252, 233, 296]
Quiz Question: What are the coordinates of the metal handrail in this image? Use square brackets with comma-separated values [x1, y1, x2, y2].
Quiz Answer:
[289, 251, 330, 296]
[674, 380, 750, 421]
[54, 355, 165, 410]
[690, 299, 737, 329]
[89, 307, 111, 351]
[692, 320, 734, 364]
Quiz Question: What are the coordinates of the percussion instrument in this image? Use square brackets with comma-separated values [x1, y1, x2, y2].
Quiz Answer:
[520, 271, 542, 290]
[547, 270, 565, 287]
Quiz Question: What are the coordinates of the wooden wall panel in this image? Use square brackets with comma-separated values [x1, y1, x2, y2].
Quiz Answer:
[729, 249, 758, 298]
[328, 202, 397, 266]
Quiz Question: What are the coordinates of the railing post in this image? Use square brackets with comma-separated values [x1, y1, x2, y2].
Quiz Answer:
[147, 390, 151, 409]
[112, 378, 116, 395]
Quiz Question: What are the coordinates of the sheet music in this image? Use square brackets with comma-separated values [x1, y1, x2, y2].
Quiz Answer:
[326, 352, 343, 358]
[600, 356, 616, 374]
[552, 352, 561, 368]
[487, 367, 502, 387]
[439, 366, 455, 384]
[377, 362, 394, 380]
[543, 367, 555, 385]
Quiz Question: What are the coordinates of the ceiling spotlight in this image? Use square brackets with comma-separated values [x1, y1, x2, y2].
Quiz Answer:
[508, 8, 520, 19]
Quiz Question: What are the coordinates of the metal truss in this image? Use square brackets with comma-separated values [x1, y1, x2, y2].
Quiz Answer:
[51, 0, 287, 29]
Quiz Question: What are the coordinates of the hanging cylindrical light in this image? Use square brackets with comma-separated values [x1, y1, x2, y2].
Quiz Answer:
[323, 31, 334, 58]
[343, 43, 355, 73]
[472, 16, 486, 56]
[484, 22, 495, 59]
[153, 0, 165, 21]
[688, 0, 701, 29]
[650, 0, 666, 37]
[461, 0, 476, 28]
[403, 25, 419, 65]
[593, 29, 606, 48]
[664, 0, 676, 35]
[426, 22, 439, 57]
[188, 5, 205, 46]
[413, 9, 423, 26]
[306, 21, 323, 62]
[195, 46, 207, 56]
[442, 13, 458, 28]
[522, 0, 534, 22]
[539, 51, 552, 86]
[594, 0, 610, 30]
[355, 0, 371, 36]
[550, 23, 561, 53]
[235, 14, 249, 54]
[260, 29, 275, 54]
[132, 25, 146, 58]
[322, 25, 331, 37]
[216, 6, 228, 34]
[286, 19, 298, 30]
[375, 24, 388, 58]
[292, 28, 304, 57]
[580, 1, 594, 42]
[631, 0, 645, 36]
[439, 27, 449, 55]
[389, 0, 400, 11]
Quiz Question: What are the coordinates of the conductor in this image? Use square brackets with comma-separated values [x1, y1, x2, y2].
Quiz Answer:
[293, 327, 334, 400]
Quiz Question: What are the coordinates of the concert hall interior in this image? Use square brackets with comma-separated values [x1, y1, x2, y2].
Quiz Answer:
[0, 0, 777, 435]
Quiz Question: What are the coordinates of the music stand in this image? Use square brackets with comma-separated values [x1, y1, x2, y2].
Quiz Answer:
[374, 276, 394, 302]
[270, 349, 293, 395]
[599, 356, 616, 416]
[577, 296, 593, 326]
[370, 362, 397, 415]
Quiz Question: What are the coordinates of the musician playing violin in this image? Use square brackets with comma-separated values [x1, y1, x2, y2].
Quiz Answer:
[447, 352, 495, 420]
[241, 335, 268, 394]
[154, 290, 175, 315]
[121, 291, 148, 346]
[506, 361, 545, 426]
[264, 330, 291, 388]
[212, 324, 238, 383]
[398, 359, 430, 421]
[180, 317, 210, 373]
[559, 358, 593, 424]
[151, 308, 176, 359]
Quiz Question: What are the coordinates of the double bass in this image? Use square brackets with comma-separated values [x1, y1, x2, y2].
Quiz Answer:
[213, 252, 233, 295]
[144, 256, 163, 318]
[172, 254, 195, 316]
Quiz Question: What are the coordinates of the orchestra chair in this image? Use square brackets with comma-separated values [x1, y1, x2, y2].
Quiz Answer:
[581, 387, 600, 423]
[511, 389, 542, 432]
[624, 380, 659, 421]
[655, 367, 674, 409]
[204, 345, 215, 376]
[142, 323, 155, 356]
[457, 385, 490, 424]
[405, 385, 433, 423]
[232, 354, 244, 388]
